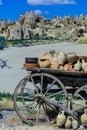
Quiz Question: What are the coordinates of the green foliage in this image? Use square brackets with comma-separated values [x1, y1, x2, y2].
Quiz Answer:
[43, 36, 54, 40]
[55, 94, 64, 101]
[10, 39, 23, 46]
[0, 36, 7, 48]
[33, 34, 40, 40]
[0, 92, 12, 101]
[0, 94, 2, 101]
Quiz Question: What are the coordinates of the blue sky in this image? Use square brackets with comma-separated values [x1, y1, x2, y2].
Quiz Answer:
[0, 0, 87, 21]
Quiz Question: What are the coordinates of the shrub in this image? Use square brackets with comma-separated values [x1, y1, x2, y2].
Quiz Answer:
[0, 36, 7, 48]
[9, 39, 23, 46]
[0, 92, 12, 100]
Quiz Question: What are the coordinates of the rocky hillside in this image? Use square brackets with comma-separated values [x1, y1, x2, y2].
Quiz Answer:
[0, 11, 87, 43]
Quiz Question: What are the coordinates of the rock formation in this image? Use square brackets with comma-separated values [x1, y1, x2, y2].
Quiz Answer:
[0, 11, 87, 43]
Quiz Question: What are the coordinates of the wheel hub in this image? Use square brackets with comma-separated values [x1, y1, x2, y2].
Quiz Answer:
[35, 94, 45, 104]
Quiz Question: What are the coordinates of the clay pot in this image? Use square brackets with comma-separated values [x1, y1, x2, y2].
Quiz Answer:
[64, 63, 74, 71]
[63, 64, 69, 71]
[68, 64, 74, 71]
[51, 61, 59, 69]
[23, 63, 39, 68]
[58, 52, 67, 65]
[53, 53, 59, 62]
[81, 109, 87, 127]
[82, 59, 87, 72]
[40, 53, 53, 61]
[74, 60, 82, 71]
[72, 118, 78, 129]
[39, 60, 51, 68]
[67, 52, 76, 63]
[56, 110, 66, 127]
[59, 65, 64, 70]
[65, 116, 72, 129]
[25, 57, 38, 64]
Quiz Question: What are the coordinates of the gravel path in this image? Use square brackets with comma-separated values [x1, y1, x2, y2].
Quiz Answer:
[0, 110, 59, 130]
[0, 110, 85, 130]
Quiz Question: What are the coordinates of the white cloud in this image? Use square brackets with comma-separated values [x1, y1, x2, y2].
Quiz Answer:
[0, 0, 2, 5]
[34, 10, 42, 15]
[44, 11, 49, 14]
[27, 0, 76, 5]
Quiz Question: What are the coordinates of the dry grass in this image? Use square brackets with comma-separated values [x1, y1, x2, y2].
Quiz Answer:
[0, 98, 14, 108]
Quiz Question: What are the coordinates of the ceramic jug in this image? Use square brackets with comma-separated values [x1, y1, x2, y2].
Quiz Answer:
[51, 61, 59, 69]
[81, 109, 87, 127]
[39, 60, 51, 68]
[56, 110, 66, 127]
[74, 60, 82, 71]
[65, 116, 72, 129]
[67, 52, 76, 63]
[58, 52, 67, 65]
[82, 59, 87, 72]
[72, 118, 78, 129]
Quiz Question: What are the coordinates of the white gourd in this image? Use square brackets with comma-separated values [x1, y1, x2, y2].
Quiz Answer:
[82, 59, 87, 72]
[72, 118, 78, 129]
[74, 60, 82, 71]
[65, 116, 72, 129]
[81, 109, 87, 127]
[56, 110, 66, 127]
[58, 52, 67, 65]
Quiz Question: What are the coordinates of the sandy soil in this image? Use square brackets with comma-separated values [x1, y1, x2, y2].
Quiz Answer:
[0, 125, 62, 130]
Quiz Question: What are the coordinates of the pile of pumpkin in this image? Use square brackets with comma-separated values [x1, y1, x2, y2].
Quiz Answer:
[39, 52, 87, 72]
[56, 109, 87, 129]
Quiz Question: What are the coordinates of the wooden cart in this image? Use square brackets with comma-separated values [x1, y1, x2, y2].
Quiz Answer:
[13, 68, 87, 126]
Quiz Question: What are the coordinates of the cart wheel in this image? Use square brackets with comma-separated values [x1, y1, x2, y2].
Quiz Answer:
[72, 85, 87, 112]
[13, 73, 68, 125]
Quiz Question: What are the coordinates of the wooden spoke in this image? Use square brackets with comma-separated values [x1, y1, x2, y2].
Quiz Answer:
[14, 73, 67, 125]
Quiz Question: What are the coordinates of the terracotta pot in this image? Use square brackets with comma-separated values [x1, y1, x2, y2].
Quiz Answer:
[65, 116, 72, 129]
[51, 61, 59, 69]
[23, 63, 39, 68]
[63, 64, 69, 71]
[58, 52, 67, 65]
[81, 109, 87, 127]
[64, 63, 74, 71]
[72, 118, 78, 129]
[39, 60, 51, 68]
[74, 60, 82, 71]
[40, 53, 53, 61]
[25, 57, 38, 64]
[68, 64, 74, 71]
[67, 52, 76, 63]
[56, 110, 66, 127]
[82, 59, 87, 72]
[59, 65, 64, 70]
